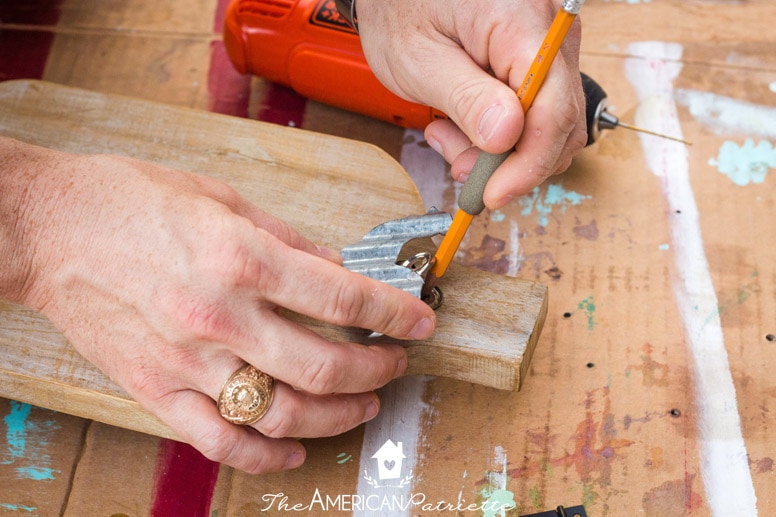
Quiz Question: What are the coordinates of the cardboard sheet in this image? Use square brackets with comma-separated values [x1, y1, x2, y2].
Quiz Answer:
[1, 0, 775, 515]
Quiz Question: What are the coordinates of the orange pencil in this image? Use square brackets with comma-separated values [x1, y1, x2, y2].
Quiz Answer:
[430, 0, 584, 280]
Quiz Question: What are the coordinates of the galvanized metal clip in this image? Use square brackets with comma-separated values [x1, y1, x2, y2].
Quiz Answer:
[341, 209, 452, 310]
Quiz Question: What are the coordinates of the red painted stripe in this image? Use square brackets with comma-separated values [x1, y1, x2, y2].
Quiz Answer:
[150, 440, 220, 517]
[257, 83, 307, 127]
[0, 0, 62, 25]
[0, 29, 55, 82]
[207, 40, 252, 117]
[0, 0, 62, 82]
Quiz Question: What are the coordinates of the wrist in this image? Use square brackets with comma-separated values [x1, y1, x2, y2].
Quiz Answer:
[0, 137, 61, 306]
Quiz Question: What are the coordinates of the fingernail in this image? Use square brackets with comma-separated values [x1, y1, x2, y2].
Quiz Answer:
[478, 104, 508, 145]
[395, 354, 408, 377]
[409, 316, 434, 340]
[285, 449, 306, 470]
[364, 398, 380, 422]
[426, 136, 442, 155]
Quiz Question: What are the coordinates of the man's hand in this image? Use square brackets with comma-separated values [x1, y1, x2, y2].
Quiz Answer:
[0, 137, 436, 474]
[357, 0, 587, 209]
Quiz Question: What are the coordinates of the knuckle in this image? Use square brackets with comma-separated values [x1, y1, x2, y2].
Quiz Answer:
[322, 280, 365, 328]
[327, 400, 364, 436]
[209, 220, 263, 286]
[127, 364, 170, 402]
[260, 400, 300, 438]
[569, 124, 589, 154]
[446, 77, 488, 129]
[209, 180, 242, 208]
[298, 354, 344, 394]
[528, 157, 554, 183]
[194, 423, 246, 466]
[555, 98, 581, 136]
[168, 293, 239, 341]
[555, 156, 574, 176]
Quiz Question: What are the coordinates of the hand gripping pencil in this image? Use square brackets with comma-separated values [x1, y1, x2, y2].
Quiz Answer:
[429, 0, 585, 280]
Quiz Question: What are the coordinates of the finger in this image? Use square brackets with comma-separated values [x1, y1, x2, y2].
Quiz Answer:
[249, 229, 436, 341]
[198, 359, 382, 439]
[253, 385, 380, 439]
[424, 119, 474, 164]
[148, 389, 306, 474]
[482, 65, 584, 209]
[242, 310, 408, 394]
[169, 348, 384, 438]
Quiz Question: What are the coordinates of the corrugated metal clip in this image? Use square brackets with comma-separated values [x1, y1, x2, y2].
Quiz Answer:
[341, 209, 452, 308]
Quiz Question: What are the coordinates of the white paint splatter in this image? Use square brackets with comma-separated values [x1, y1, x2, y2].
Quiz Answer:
[506, 220, 522, 277]
[674, 89, 776, 138]
[480, 446, 515, 517]
[658, 243, 670, 251]
[770, 82, 776, 94]
[625, 41, 757, 515]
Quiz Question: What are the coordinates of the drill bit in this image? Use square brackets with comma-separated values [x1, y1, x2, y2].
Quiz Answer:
[583, 72, 692, 146]
[597, 110, 692, 145]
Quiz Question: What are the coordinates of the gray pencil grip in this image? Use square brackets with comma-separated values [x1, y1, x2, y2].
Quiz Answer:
[458, 150, 511, 215]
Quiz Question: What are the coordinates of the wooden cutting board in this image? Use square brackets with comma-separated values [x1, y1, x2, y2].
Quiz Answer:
[0, 80, 547, 440]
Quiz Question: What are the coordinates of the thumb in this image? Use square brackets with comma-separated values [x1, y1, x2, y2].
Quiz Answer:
[416, 46, 524, 155]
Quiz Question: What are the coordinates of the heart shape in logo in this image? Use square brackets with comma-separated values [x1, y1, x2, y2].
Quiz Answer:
[384, 460, 396, 471]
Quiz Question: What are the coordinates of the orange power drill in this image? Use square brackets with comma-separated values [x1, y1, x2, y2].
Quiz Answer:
[223, 0, 446, 128]
[223, 0, 690, 145]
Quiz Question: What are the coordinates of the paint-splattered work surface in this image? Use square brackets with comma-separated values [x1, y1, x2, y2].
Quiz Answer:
[1, 0, 775, 515]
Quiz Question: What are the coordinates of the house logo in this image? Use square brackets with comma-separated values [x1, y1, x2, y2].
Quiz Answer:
[373, 439, 405, 479]
[362, 439, 413, 487]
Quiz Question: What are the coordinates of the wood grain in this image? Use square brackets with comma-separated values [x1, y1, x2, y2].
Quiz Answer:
[0, 80, 547, 439]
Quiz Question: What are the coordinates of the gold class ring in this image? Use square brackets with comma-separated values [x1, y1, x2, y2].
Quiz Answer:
[217, 365, 275, 425]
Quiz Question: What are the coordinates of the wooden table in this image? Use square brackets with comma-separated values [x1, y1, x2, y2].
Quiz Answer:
[1, 0, 775, 515]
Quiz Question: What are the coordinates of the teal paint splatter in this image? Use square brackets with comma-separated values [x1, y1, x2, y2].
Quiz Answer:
[519, 183, 590, 227]
[578, 296, 596, 330]
[16, 466, 56, 480]
[2, 401, 31, 463]
[490, 210, 506, 222]
[658, 243, 670, 251]
[0, 503, 36, 513]
[336, 452, 352, 464]
[2, 401, 60, 481]
[710, 139, 775, 186]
